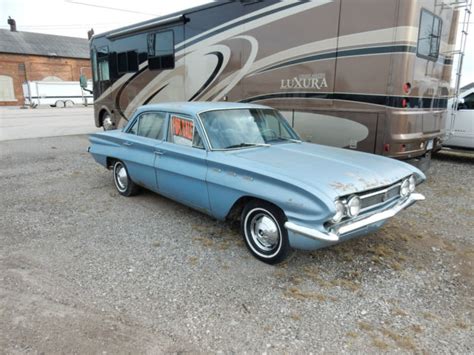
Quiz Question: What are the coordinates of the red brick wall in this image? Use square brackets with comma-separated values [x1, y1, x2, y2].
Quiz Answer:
[0, 53, 91, 106]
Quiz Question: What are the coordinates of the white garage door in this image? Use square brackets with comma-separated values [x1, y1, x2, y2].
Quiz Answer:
[0, 75, 16, 101]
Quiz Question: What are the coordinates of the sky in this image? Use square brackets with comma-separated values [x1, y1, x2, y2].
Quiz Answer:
[1, 0, 473, 87]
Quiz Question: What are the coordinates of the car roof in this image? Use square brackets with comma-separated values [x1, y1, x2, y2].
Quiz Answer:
[134, 101, 271, 116]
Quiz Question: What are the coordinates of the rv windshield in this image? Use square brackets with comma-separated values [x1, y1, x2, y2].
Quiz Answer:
[199, 108, 301, 150]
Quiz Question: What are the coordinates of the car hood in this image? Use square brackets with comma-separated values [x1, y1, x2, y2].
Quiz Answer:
[226, 143, 424, 200]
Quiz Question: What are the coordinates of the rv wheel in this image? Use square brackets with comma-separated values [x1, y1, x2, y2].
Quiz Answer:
[102, 113, 114, 131]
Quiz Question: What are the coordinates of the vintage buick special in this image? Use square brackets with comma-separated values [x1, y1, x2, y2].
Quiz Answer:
[89, 102, 425, 264]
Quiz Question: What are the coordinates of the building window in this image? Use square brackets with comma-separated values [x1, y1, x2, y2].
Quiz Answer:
[0, 75, 16, 101]
[417, 9, 442, 61]
[147, 30, 174, 70]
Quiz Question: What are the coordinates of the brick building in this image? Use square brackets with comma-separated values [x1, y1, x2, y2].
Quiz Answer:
[0, 20, 91, 106]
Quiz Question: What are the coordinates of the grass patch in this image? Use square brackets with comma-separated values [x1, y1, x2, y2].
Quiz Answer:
[391, 307, 408, 317]
[283, 286, 333, 302]
[346, 331, 358, 338]
[380, 328, 417, 351]
[188, 256, 198, 265]
[372, 337, 390, 350]
[358, 321, 373, 331]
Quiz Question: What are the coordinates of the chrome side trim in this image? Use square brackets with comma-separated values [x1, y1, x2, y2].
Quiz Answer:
[284, 222, 340, 242]
[284, 193, 425, 242]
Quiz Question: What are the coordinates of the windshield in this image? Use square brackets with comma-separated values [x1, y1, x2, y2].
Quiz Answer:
[199, 108, 301, 150]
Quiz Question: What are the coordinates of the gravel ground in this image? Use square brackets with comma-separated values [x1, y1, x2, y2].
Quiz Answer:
[0, 135, 472, 353]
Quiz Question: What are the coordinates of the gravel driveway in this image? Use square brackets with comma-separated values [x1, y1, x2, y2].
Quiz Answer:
[0, 135, 472, 353]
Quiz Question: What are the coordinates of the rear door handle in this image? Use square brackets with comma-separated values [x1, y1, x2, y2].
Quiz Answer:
[154, 150, 164, 155]
[123, 141, 133, 146]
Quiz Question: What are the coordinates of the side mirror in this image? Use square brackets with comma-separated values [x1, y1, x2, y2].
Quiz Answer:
[79, 74, 88, 89]
[79, 75, 93, 94]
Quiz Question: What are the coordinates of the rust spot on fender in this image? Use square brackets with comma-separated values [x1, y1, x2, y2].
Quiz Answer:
[330, 181, 357, 192]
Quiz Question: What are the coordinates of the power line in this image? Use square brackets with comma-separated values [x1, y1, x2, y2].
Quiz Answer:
[0, 23, 121, 29]
[64, 0, 159, 16]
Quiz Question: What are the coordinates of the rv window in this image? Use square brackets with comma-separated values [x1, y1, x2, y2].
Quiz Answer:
[117, 52, 128, 73]
[417, 9, 442, 60]
[97, 46, 110, 81]
[117, 51, 139, 74]
[147, 30, 174, 70]
[127, 51, 139, 72]
[91, 50, 98, 82]
[98, 60, 110, 81]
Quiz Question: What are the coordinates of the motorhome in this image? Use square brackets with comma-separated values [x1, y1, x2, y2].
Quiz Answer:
[87, 0, 460, 170]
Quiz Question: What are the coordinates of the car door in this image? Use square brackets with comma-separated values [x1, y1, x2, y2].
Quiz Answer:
[120, 111, 167, 192]
[154, 113, 211, 212]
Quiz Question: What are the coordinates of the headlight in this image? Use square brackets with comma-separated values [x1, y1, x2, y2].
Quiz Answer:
[408, 175, 416, 193]
[400, 178, 410, 197]
[331, 200, 345, 223]
[346, 196, 361, 217]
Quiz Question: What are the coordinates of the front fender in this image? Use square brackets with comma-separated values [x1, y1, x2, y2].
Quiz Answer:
[206, 159, 335, 227]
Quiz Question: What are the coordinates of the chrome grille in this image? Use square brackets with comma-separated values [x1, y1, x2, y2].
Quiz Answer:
[359, 183, 401, 212]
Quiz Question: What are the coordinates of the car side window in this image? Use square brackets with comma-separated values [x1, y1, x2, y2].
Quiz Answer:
[128, 118, 139, 135]
[137, 112, 166, 140]
[169, 115, 204, 149]
[127, 112, 167, 140]
[461, 93, 474, 110]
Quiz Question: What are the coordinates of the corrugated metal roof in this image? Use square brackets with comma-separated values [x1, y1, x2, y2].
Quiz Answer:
[0, 29, 90, 59]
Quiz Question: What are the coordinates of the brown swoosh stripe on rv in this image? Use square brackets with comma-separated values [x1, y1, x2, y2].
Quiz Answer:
[240, 92, 449, 109]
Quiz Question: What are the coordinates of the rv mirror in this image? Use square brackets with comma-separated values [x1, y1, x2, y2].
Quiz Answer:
[79, 75, 88, 89]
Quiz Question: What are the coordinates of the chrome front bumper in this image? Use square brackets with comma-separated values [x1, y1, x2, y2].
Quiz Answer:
[284, 193, 425, 243]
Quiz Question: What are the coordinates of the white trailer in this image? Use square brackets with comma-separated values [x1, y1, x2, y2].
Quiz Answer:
[22, 80, 94, 108]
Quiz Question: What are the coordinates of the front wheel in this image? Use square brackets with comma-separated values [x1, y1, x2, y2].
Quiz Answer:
[102, 112, 115, 131]
[241, 200, 291, 264]
[113, 161, 140, 197]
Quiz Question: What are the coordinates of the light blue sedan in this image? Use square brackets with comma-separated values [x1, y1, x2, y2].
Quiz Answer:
[88, 102, 425, 264]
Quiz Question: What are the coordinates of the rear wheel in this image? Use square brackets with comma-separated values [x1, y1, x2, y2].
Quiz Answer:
[113, 161, 140, 196]
[241, 200, 290, 264]
[55, 100, 65, 108]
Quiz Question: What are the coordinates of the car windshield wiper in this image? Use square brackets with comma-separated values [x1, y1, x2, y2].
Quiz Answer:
[271, 137, 303, 143]
[225, 142, 270, 149]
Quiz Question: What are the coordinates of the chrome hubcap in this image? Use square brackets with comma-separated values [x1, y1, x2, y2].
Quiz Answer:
[115, 164, 128, 191]
[103, 115, 114, 130]
[250, 213, 279, 251]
